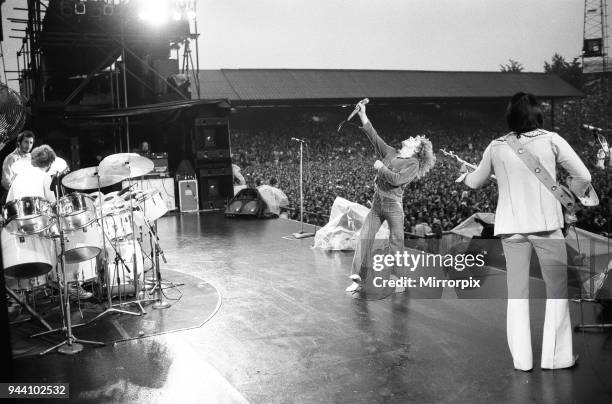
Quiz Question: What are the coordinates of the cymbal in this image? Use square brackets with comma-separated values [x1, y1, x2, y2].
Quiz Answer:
[99, 153, 154, 178]
[62, 166, 128, 190]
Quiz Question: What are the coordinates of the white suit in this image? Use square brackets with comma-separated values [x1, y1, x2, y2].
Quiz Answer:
[459, 129, 591, 370]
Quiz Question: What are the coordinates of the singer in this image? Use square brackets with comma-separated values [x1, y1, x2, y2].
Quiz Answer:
[346, 103, 436, 293]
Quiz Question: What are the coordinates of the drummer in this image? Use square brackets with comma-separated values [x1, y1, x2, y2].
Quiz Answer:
[1, 130, 35, 192]
[6, 145, 57, 203]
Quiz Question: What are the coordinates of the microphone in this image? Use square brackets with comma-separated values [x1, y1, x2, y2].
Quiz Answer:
[291, 137, 307, 143]
[582, 124, 604, 132]
[347, 98, 370, 121]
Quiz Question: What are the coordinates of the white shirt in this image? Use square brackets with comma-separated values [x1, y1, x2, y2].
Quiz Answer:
[1, 148, 31, 191]
[7, 165, 56, 203]
[459, 129, 591, 235]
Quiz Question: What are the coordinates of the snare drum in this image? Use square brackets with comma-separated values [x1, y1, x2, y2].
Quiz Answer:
[101, 209, 133, 241]
[5, 274, 48, 292]
[137, 189, 168, 223]
[3, 197, 54, 235]
[1, 228, 56, 278]
[56, 193, 97, 231]
[104, 240, 143, 296]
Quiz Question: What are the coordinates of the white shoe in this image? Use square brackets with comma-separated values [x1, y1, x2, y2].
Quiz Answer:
[345, 282, 362, 293]
[346, 275, 363, 293]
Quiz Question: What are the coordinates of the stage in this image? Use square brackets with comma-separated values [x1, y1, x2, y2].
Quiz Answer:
[10, 212, 612, 403]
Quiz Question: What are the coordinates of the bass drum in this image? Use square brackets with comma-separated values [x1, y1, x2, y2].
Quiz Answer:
[1, 228, 56, 278]
[103, 240, 143, 296]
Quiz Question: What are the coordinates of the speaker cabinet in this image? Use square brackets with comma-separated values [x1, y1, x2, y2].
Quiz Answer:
[198, 173, 233, 209]
[193, 117, 230, 161]
[178, 180, 199, 212]
[193, 116, 233, 208]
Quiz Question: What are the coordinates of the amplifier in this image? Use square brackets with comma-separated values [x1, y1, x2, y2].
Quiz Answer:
[149, 153, 169, 173]
[199, 167, 232, 177]
[178, 180, 199, 212]
[196, 149, 230, 161]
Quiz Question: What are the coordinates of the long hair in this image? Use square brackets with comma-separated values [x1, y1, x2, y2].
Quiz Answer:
[413, 136, 436, 179]
[505, 92, 543, 133]
[31, 145, 56, 168]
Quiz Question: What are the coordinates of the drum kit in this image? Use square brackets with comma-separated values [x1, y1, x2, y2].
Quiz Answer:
[2, 153, 171, 355]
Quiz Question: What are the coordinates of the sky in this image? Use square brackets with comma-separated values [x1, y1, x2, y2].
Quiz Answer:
[0, 0, 599, 87]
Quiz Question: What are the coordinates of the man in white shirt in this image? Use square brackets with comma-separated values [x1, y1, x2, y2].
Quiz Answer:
[2, 130, 35, 192]
[7, 144, 56, 203]
[456, 92, 591, 371]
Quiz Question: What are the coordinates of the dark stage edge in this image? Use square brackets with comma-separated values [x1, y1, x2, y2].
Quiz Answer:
[10, 212, 612, 404]
[9, 270, 221, 358]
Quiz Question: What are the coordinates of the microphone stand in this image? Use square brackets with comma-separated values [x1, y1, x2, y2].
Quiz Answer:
[291, 138, 315, 239]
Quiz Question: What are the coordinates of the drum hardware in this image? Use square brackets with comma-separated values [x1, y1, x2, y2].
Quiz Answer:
[31, 180, 105, 355]
[139, 220, 170, 309]
[96, 154, 156, 314]
[76, 171, 141, 327]
[4, 281, 53, 331]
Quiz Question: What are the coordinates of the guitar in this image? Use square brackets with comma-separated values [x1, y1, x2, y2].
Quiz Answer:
[439, 148, 599, 233]
[439, 149, 496, 181]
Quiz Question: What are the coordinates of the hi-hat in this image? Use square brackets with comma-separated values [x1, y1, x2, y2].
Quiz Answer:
[99, 153, 154, 178]
[62, 166, 128, 190]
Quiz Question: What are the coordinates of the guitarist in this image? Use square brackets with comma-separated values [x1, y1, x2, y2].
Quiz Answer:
[456, 92, 592, 371]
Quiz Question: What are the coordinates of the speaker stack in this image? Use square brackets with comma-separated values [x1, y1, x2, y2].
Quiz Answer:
[192, 117, 234, 209]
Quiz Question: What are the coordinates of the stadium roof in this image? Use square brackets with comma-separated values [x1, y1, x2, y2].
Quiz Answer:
[198, 69, 583, 106]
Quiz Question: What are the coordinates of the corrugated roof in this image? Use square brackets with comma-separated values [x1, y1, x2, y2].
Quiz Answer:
[197, 69, 582, 105]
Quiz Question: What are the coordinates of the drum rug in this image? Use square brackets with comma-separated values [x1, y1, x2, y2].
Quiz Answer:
[7, 270, 221, 358]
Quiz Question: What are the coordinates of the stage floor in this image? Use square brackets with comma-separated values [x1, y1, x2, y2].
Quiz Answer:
[11, 212, 612, 403]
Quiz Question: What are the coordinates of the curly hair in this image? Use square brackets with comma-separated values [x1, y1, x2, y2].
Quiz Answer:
[412, 136, 436, 179]
[31, 145, 56, 169]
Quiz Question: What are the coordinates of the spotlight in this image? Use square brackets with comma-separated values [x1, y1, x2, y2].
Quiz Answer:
[103, 4, 114, 16]
[186, 10, 196, 20]
[75, 1, 86, 15]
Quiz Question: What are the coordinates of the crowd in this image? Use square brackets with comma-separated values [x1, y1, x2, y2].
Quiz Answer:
[230, 103, 610, 237]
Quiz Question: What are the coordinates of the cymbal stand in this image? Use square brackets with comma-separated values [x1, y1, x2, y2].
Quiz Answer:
[82, 173, 140, 325]
[114, 170, 155, 314]
[32, 182, 105, 355]
[141, 220, 171, 309]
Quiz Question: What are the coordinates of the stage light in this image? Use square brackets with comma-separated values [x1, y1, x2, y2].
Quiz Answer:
[136, 0, 173, 25]
[186, 10, 196, 20]
[75, 1, 86, 14]
[172, 11, 182, 21]
[103, 4, 114, 16]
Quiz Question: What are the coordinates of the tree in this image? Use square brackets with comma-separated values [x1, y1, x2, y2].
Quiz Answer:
[544, 53, 583, 89]
[500, 59, 524, 73]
